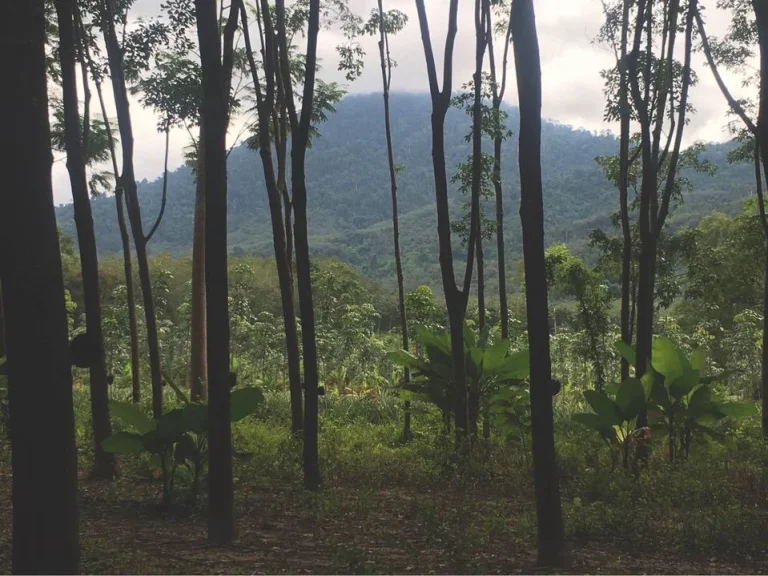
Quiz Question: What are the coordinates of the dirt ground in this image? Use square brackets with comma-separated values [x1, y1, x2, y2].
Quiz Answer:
[2, 465, 767, 575]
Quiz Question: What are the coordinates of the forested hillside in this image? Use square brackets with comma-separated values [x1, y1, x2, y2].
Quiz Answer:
[56, 93, 753, 289]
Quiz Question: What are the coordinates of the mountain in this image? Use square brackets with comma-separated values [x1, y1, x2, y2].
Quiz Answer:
[55, 93, 755, 290]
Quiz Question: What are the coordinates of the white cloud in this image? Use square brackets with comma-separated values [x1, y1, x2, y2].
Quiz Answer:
[52, 0, 757, 204]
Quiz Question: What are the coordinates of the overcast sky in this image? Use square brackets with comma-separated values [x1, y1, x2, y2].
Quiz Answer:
[51, 0, 752, 205]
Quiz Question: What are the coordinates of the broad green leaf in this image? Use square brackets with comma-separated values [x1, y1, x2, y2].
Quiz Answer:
[614, 340, 636, 367]
[650, 378, 672, 411]
[231, 386, 265, 422]
[494, 350, 530, 381]
[182, 403, 208, 433]
[387, 350, 421, 369]
[670, 368, 699, 400]
[572, 413, 614, 440]
[605, 380, 621, 397]
[482, 340, 511, 373]
[156, 407, 189, 441]
[101, 431, 145, 455]
[687, 385, 712, 417]
[463, 322, 476, 349]
[640, 372, 654, 400]
[719, 401, 759, 420]
[690, 348, 706, 372]
[615, 378, 646, 421]
[584, 390, 622, 426]
[651, 336, 685, 385]
[109, 400, 156, 434]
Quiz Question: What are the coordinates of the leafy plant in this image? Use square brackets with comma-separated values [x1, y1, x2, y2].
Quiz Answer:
[388, 324, 529, 435]
[572, 376, 649, 469]
[615, 336, 757, 462]
[103, 383, 264, 504]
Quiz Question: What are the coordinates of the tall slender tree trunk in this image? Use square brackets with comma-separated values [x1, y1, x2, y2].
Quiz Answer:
[101, 0, 164, 419]
[190, 121, 208, 402]
[1, 1, 80, 570]
[243, 0, 303, 434]
[0, 286, 5, 359]
[753, 0, 768, 435]
[512, 0, 566, 567]
[618, 0, 633, 383]
[486, 3, 513, 342]
[77, 5, 142, 405]
[56, 0, 115, 478]
[377, 0, 411, 440]
[275, 0, 323, 489]
[415, 0, 474, 440]
[195, 0, 238, 543]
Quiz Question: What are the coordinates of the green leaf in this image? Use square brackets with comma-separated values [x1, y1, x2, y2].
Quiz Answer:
[155, 408, 189, 441]
[690, 348, 706, 372]
[572, 413, 614, 440]
[615, 378, 646, 421]
[669, 368, 699, 400]
[494, 350, 530, 381]
[182, 403, 208, 434]
[584, 390, 622, 426]
[719, 401, 759, 420]
[482, 340, 510, 373]
[640, 372, 654, 400]
[614, 340, 636, 367]
[231, 386, 265, 422]
[651, 336, 685, 385]
[109, 401, 156, 434]
[387, 350, 421, 369]
[463, 322, 476, 349]
[101, 431, 145, 455]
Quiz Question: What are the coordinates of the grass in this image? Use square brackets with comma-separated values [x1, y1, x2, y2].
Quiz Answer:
[2, 388, 768, 573]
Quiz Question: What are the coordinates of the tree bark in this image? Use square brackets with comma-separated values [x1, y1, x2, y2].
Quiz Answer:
[377, 0, 411, 439]
[512, 0, 566, 567]
[190, 120, 208, 402]
[273, 0, 323, 488]
[243, 0, 303, 434]
[753, 0, 768, 434]
[618, 0, 632, 382]
[487, 3, 513, 341]
[415, 0, 474, 439]
[56, 0, 116, 479]
[101, 0, 164, 418]
[195, 0, 237, 542]
[1, 1, 80, 570]
[0, 286, 5, 359]
[77, 5, 142, 405]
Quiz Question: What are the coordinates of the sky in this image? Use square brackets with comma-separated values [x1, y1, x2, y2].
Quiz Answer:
[51, 0, 753, 205]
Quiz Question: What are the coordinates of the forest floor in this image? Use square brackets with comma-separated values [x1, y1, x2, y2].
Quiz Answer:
[3, 392, 768, 574]
[2, 469, 766, 575]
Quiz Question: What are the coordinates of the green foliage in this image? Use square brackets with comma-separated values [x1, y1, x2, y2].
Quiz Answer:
[103, 386, 264, 504]
[572, 376, 649, 468]
[388, 323, 529, 433]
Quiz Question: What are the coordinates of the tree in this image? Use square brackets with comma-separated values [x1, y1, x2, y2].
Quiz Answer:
[0, 0, 79, 570]
[626, 0, 696, 408]
[99, 0, 165, 418]
[511, 0, 566, 567]
[415, 0, 478, 439]
[55, 0, 116, 478]
[363, 0, 410, 438]
[242, 0, 304, 434]
[545, 244, 610, 390]
[676, 0, 768, 431]
[194, 0, 239, 542]
[274, 0, 325, 489]
[487, 0, 514, 341]
[76, 5, 142, 405]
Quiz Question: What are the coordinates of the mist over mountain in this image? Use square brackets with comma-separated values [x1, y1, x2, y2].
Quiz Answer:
[55, 93, 754, 289]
